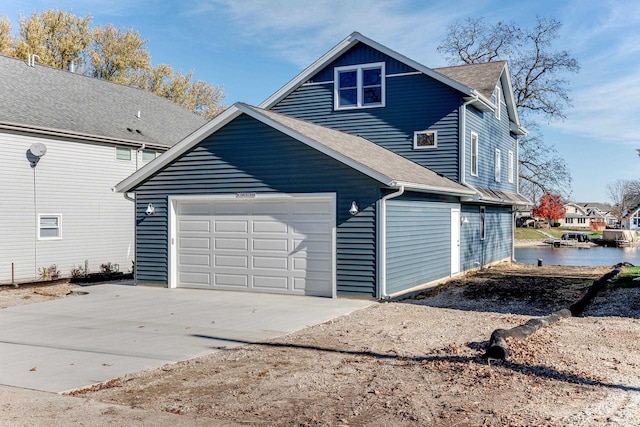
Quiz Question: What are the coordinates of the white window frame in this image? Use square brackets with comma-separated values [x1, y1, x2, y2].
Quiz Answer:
[470, 132, 479, 177]
[494, 149, 501, 182]
[116, 146, 131, 161]
[38, 214, 62, 240]
[334, 62, 385, 110]
[142, 149, 157, 162]
[494, 86, 501, 120]
[508, 150, 514, 183]
[413, 130, 437, 149]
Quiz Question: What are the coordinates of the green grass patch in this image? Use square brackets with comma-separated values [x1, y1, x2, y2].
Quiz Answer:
[611, 266, 640, 288]
[515, 228, 546, 240]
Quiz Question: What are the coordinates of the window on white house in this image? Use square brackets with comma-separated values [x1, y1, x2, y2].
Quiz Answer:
[413, 130, 437, 149]
[142, 149, 157, 162]
[566, 218, 574, 224]
[508, 150, 514, 183]
[480, 206, 486, 240]
[116, 146, 131, 161]
[39, 215, 61, 240]
[470, 132, 479, 176]
[334, 62, 385, 109]
[494, 149, 501, 182]
[494, 86, 501, 120]
[577, 218, 586, 224]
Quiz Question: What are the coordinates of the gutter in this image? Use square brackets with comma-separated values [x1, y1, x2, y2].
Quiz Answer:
[378, 185, 405, 299]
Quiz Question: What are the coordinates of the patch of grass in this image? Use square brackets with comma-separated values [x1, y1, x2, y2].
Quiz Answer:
[515, 228, 546, 240]
[611, 266, 640, 288]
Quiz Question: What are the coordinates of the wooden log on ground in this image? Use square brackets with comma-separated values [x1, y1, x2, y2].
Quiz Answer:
[485, 262, 632, 360]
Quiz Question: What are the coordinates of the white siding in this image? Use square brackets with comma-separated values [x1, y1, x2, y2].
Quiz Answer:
[0, 131, 148, 282]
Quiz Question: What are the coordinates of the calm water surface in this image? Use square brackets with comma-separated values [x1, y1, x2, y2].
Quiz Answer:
[515, 246, 640, 267]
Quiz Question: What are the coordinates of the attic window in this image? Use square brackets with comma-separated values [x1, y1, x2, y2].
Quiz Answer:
[413, 130, 437, 149]
[493, 86, 501, 120]
[334, 62, 385, 110]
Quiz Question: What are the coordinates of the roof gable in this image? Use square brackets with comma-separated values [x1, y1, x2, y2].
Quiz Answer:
[115, 102, 474, 197]
[0, 55, 206, 147]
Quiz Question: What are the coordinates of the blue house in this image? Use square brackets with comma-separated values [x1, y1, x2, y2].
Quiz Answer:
[115, 32, 529, 299]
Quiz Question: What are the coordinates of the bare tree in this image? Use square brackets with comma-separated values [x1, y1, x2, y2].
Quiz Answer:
[438, 17, 579, 198]
[606, 179, 640, 223]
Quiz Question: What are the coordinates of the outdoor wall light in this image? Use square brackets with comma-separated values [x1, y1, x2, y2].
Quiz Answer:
[461, 216, 469, 225]
[349, 201, 359, 216]
[145, 203, 156, 216]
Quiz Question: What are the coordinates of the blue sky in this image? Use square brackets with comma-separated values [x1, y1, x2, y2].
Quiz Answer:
[2, 0, 638, 203]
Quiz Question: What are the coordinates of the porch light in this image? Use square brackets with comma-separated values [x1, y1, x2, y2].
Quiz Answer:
[145, 203, 156, 216]
[349, 201, 359, 216]
[461, 216, 469, 225]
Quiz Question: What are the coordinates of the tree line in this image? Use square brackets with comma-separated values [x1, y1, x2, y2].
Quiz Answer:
[0, 10, 224, 119]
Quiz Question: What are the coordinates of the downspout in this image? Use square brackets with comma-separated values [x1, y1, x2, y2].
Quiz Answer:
[459, 93, 479, 186]
[378, 185, 405, 299]
[118, 190, 137, 285]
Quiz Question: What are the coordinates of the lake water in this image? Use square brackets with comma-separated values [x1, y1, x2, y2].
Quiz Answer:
[515, 246, 640, 267]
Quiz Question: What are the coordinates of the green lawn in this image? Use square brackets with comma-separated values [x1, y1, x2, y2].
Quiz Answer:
[612, 266, 640, 288]
[514, 228, 546, 240]
[515, 227, 603, 240]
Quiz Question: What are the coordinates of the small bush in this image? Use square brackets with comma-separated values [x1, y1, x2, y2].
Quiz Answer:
[70, 265, 88, 279]
[38, 264, 60, 281]
[100, 262, 119, 274]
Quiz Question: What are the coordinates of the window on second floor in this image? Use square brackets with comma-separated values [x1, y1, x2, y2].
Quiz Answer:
[116, 146, 131, 161]
[334, 62, 385, 110]
[494, 149, 501, 182]
[413, 130, 437, 149]
[493, 86, 502, 120]
[142, 149, 157, 162]
[508, 150, 514, 183]
[470, 132, 479, 177]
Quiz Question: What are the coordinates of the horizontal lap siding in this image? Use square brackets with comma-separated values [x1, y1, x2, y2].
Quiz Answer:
[272, 63, 461, 181]
[386, 196, 456, 295]
[461, 205, 512, 271]
[133, 114, 380, 297]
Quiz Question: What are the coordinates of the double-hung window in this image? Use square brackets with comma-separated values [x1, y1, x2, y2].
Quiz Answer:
[39, 215, 61, 240]
[493, 86, 502, 120]
[334, 62, 385, 110]
[495, 149, 501, 182]
[470, 132, 479, 176]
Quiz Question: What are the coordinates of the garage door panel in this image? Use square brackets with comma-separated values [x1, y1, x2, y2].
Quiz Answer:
[214, 220, 248, 233]
[180, 237, 210, 250]
[179, 220, 210, 232]
[179, 203, 210, 215]
[253, 238, 289, 252]
[214, 255, 248, 268]
[180, 254, 211, 267]
[214, 238, 248, 250]
[176, 196, 334, 297]
[214, 273, 248, 287]
[253, 275, 289, 290]
[180, 272, 211, 286]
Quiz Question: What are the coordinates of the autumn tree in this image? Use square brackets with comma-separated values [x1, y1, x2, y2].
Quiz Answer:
[4, 10, 224, 118]
[606, 179, 640, 223]
[15, 10, 91, 69]
[532, 193, 566, 226]
[0, 16, 13, 55]
[87, 24, 150, 85]
[438, 16, 579, 199]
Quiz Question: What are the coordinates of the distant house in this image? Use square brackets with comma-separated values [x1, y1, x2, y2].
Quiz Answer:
[0, 55, 205, 283]
[115, 32, 529, 299]
[622, 206, 640, 230]
[559, 202, 615, 230]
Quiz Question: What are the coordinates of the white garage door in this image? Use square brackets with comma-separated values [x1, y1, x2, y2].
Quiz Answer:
[173, 195, 335, 297]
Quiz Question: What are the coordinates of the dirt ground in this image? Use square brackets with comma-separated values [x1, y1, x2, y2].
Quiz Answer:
[3, 263, 640, 426]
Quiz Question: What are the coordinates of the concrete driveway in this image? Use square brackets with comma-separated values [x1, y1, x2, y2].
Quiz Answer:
[0, 284, 372, 393]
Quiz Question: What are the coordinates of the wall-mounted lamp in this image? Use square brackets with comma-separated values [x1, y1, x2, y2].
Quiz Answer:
[461, 216, 469, 225]
[145, 203, 156, 216]
[349, 201, 359, 216]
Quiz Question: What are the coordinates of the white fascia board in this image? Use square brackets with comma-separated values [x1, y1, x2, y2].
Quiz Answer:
[260, 32, 474, 109]
[114, 106, 243, 192]
[391, 181, 476, 197]
[500, 63, 522, 127]
[510, 122, 528, 136]
[237, 104, 395, 186]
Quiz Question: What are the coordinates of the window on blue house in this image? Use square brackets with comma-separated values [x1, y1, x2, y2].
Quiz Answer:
[480, 206, 486, 240]
[334, 62, 385, 110]
[494, 149, 501, 182]
[470, 132, 479, 176]
[413, 130, 437, 149]
[508, 150, 514, 183]
[493, 86, 501, 120]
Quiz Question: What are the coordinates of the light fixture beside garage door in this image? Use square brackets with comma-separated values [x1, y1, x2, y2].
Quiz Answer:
[349, 201, 359, 215]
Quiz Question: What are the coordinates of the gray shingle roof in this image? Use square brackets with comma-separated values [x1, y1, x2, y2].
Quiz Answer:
[434, 61, 506, 100]
[0, 55, 206, 147]
[241, 104, 473, 194]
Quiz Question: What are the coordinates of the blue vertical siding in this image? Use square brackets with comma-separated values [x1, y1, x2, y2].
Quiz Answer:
[132, 114, 380, 297]
[460, 204, 513, 271]
[386, 194, 458, 295]
[272, 74, 461, 181]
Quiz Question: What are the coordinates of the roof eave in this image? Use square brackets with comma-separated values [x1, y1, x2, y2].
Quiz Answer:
[390, 181, 475, 197]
